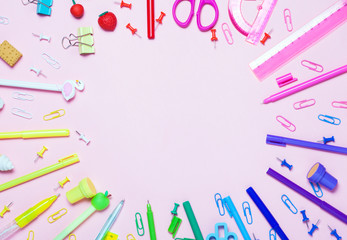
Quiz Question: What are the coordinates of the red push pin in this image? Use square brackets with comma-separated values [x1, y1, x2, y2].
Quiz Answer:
[155, 11, 166, 30]
[260, 29, 273, 45]
[211, 29, 218, 48]
[126, 23, 141, 38]
[115, 0, 132, 9]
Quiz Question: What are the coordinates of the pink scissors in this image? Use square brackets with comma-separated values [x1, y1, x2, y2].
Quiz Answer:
[172, 0, 219, 32]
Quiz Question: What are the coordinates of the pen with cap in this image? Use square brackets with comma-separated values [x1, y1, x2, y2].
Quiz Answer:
[147, 201, 157, 240]
[0, 129, 69, 139]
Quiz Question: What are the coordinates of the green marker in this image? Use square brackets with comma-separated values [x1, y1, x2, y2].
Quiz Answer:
[147, 201, 157, 240]
[183, 201, 204, 240]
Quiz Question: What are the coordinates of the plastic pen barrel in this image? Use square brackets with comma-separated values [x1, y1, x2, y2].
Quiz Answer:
[147, 0, 155, 39]
[183, 201, 204, 240]
[0, 129, 70, 139]
[147, 202, 156, 240]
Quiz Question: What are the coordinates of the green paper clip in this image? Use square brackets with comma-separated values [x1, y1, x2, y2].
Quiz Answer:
[135, 212, 144, 236]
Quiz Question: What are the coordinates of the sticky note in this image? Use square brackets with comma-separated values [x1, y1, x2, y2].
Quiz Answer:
[0, 40, 22, 67]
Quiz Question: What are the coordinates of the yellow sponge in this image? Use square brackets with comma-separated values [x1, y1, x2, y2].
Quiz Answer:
[0, 40, 22, 67]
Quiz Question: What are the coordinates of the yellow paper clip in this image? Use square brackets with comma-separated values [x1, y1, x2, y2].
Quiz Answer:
[48, 208, 68, 223]
[27, 230, 34, 240]
[68, 233, 77, 240]
[43, 109, 65, 121]
[127, 234, 136, 240]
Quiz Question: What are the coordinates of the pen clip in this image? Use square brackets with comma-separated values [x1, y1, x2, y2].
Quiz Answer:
[58, 154, 78, 163]
[222, 197, 233, 219]
[266, 135, 286, 147]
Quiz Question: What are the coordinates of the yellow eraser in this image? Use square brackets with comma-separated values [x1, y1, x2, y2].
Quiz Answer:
[0, 40, 22, 67]
[104, 232, 118, 240]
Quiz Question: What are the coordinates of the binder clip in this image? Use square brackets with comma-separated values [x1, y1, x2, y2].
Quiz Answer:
[21, 0, 53, 16]
[62, 27, 95, 55]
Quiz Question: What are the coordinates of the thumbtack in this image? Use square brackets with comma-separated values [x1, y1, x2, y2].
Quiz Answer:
[155, 11, 166, 30]
[126, 23, 142, 38]
[308, 220, 320, 236]
[260, 29, 273, 45]
[328, 225, 342, 240]
[211, 29, 218, 49]
[317, 136, 335, 144]
[119, 0, 132, 9]
[171, 203, 179, 215]
[30, 67, 46, 77]
[276, 157, 293, 170]
[32, 33, 51, 42]
[54, 177, 70, 190]
[252, 233, 260, 240]
[300, 210, 309, 228]
[34, 146, 48, 162]
[76, 130, 90, 145]
[0, 202, 13, 218]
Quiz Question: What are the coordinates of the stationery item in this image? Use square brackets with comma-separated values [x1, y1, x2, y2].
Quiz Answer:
[242, 201, 253, 224]
[253, 233, 260, 240]
[32, 33, 51, 42]
[11, 108, 32, 119]
[318, 136, 335, 144]
[0, 155, 14, 171]
[300, 210, 309, 228]
[28, 230, 34, 240]
[318, 114, 341, 125]
[12, 92, 34, 101]
[155, 12, 166, 30]
[246, 187, 289, 240]
[66, 177, 96, 204]
[42, 53, 61, 69]
[281, 194, 297, 214]
[266, 134, 347, 155]
[250, 0, 347, 80]
[276, 116, 296, 132]
[0, 129, 69, 139]
[171, 203, 180, 215]
[48, 208, 67, 223]
[168, 216, 182, 238]
[0, 202, 13, 218]
[0, 194, 59, 240]
[70, 0, 84, 18]
[0, 154, 79, 192]
[276, 157, 292, 170]
[301, 60, 323, 72]
[117, 0, 132, 9]
[34, 146, 48, 162]
[222, 196, 251, 240]
[62, 27, 95, 55]
[30, 67, 46, 77]
[264, 65, 347, 103]
[54, 177, 70, 190]
[43, 109, 65, 121]
[269, 228, 277, 240]
[172, 0, 219, 32]
[214, 193, 225, 216]
[211, 29, 218, 48]
[0, 40, 22, 67]
[307, 163, 337, 190]
[183, 201, 204, 240]
[0, 78, 85, 101]
[260, 30, 272, 45]
[126, 23, 142, 38]
[0, 97, 3, 110]
[135, 212, 145, 236]
[310, 182, 323, 198]
[308, 220, 320, 236]
[76, 131, 90, 145]
[267, 168, 347, 224]
[147, 201, 157, 240]
[104, 232, 118, 239]
[37, 0, 53, 15]
[221, 23, 234, 45]
[127, 234, 135, 240]
[0, 16, 9, 25]
[328, 225, 342, 240]
[293, 99, 315, 110]
[147, 0, 155, 38]
[332, 101, 347, 109]
[276, 73, 297, 88]
[95, 199, 125, 240]
[206, 222, 237, 240]
[54, 192, 110, 240]
[283, 8, 293, 31]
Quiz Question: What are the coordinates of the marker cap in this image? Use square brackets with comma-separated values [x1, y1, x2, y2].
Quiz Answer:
[66, 177, 97, 204]
[307, 163, 337, 190]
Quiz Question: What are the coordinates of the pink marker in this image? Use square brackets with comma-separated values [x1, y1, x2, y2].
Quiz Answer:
[263, 65, 347, 104]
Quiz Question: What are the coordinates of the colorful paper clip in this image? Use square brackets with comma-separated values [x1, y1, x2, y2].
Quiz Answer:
[332, 101, 347, 109]
[11, 108, 32, 119]
[293, 99, 315, 110]
[242, 201, 253, 225]
[301, 60, 324, 72]
[281, 194, 298, 214]
[269, 228, 277, 240]
[42, 53, 61, 69]
[214, 193, 225, 216]
[43, 109, 65, 121]
[276, 115, 296, 132]
[221, 23, 233, 45]
[12, 92, 34, 101]
[48, 208, 68, 223]
[127, 234, 136, 240]
[318, 114, 341, 125]
[27, 230, 34, 240]
[310, 181, 323, 198]
[0, 16, 9, 25]
[283, 9, 293, 32]
[135, 212, 144, 236]
[68, 233, 77, 240]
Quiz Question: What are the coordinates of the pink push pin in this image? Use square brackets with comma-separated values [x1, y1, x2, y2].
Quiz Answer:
[30, 67, 46, 77]
[126, 23, 141, 38]
[211, 29, 218, 49]
[155, 11, 166, 30]
[32, 33, 51, 42]
[76, 130, 90, 145]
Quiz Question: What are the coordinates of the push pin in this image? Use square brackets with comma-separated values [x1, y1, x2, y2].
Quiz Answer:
[155, 11, 166, 30]
[115, 0, 132, 9]
[54, 177, 70, 190]
[76, 130, 90, 145]
[34, 146, 48, 162]
[171, 203, 179, 215]
[211, 29, 218, 49]
[32, 33, 51, 42]
[30, 67, 46, 77]
[328, 225, 342, 240]
[276, 157, 293, 170]
[308, 220, 320, 236]
[300, 210, 309, 228]
[317, 136, 335, 144]
[252, 233, 260, 240]
[260, 29, 273, 45]
[126, 23, 141, 38]
[0, 202, 13, 218]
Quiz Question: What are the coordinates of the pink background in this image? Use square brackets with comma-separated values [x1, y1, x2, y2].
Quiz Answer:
[1, 0, 347, 239]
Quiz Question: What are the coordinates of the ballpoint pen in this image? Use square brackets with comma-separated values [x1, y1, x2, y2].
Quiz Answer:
[147, 201, 156, 240]
[0, 194, 59, 240]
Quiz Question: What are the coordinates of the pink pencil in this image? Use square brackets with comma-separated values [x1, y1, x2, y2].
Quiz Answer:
[263, 65, 347, 104]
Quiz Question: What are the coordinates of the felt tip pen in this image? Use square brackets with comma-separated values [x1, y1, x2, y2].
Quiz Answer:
[147, 201, 156, 240]
[0, 194, 59, 240]
[0, 129, 70, 139]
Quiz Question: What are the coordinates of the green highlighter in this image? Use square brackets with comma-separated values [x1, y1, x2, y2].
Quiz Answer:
[183, 201, 204, 240]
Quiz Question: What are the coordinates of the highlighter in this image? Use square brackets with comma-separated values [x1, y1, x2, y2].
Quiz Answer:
[0, 129, 69, 139]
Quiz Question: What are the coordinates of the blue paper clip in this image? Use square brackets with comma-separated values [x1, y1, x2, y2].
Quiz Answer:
[242, 201, 253, 224]
[310, 181, 323, 198]
[135, 212, 145, 236]
[318, 114, 341, 125]
[214, 193, 225, 216]
[269, 228, 277, 240]
[281, 194, 298, 214]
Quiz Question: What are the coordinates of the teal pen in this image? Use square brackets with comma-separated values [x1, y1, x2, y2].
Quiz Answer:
[147, 201, 156, 240]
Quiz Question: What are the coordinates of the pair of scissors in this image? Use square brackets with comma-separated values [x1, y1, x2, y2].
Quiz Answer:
[206, 223, 238, 240]
[172, 0, 219, 32]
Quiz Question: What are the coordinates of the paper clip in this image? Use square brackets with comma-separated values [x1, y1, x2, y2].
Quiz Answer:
[293, 99, 315, 110]
[269, 228, 277, 240]
[68, 234, 77, 240]
[301, 60, 324, 72]
[127, 234, 136, 240]
[221, 23, 233, 45]
[332, 101, 347, 109]
[42, 53, 61, 69]
[214, 193, 225, 216]
[0, 16, 9, 25]
[135, 212, 144, 236]
[12, 92, 35, 101]
[276, 115, 296, 132]
[47, 208, 68, 223]
[11, 108, 32, 119]
[43, 109, 65, 121]
[62, 33, 94, 49]
[310, 182, 323, 198]
[242, 201, 253, 224]
[27, 230, 34, 240]
[281, 194, 298, 214]
[283, 9, 293, 32]
[318, 114, 341, 125]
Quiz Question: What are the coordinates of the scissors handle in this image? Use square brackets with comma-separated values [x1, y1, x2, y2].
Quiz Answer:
[196, 0, 219, 31]
[172, 0, 195, 28]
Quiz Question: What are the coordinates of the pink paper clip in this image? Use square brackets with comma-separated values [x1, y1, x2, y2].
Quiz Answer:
[283, 9, 293, 32]
[293, 99, 316, 110]
[276, 115, 296, 132]
[331, 101, 347, 109]
[301, 60, 324, 72]
[221, 23, 233, 45]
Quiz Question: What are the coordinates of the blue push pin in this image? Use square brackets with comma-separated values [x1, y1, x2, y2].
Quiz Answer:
[308, 220, 320, 236]
[276, 157, 293, 170]
[328, 225, 342, 240]
[317, 136, 335, 144]
[300, 210, 309, 228]
[252, 233, 260, 240]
